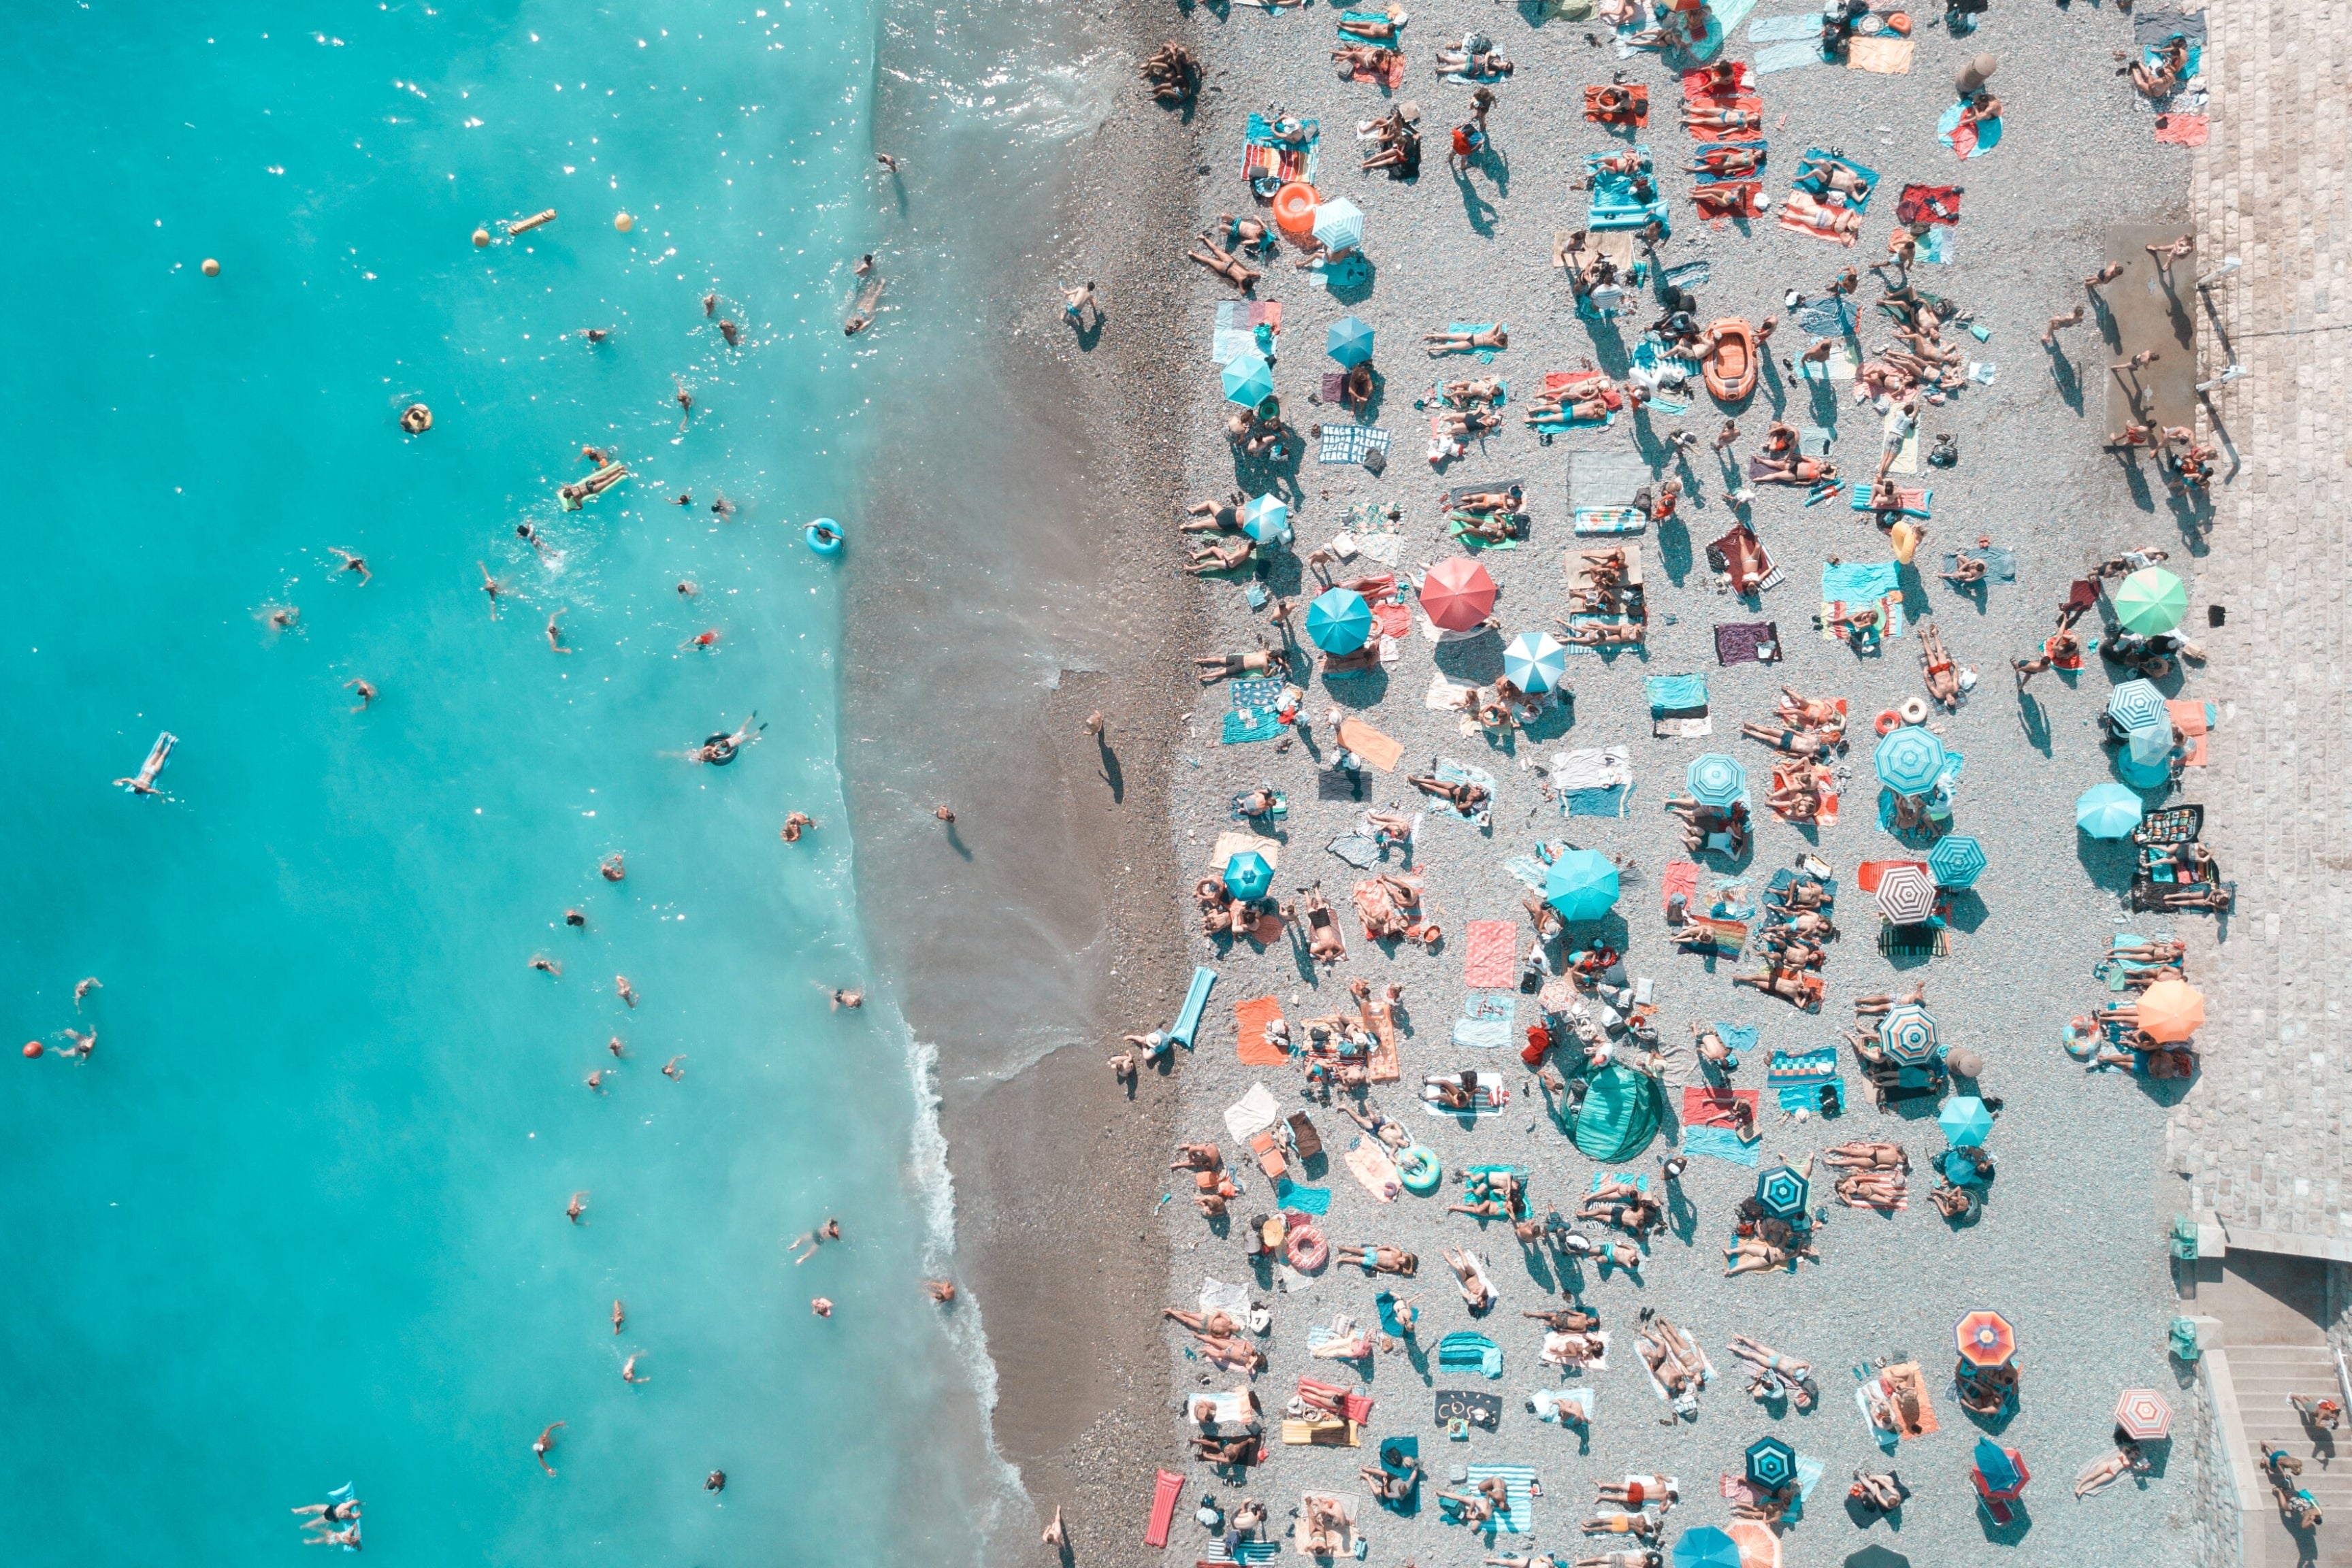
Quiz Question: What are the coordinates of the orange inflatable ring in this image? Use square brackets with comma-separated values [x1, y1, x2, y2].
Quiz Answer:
[1285, 1218, 1329, 1271]
[1886, 12, 1912, 33]
[1273, 182, 1320, 241]
[1874, 708, 1901, 736]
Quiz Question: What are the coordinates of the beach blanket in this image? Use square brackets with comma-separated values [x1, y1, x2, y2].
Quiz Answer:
[1569, 448, 1648, 510]
[1200, 1541, 1284, 1565]
[2170, 698, 2215, 766]
[1583, 82, 1650, 125]
[1820, 560, 1899, 601]
[1852, 484, 1931, 518]
[1335, 717, 1403, 774]
[1224, 706, 1286, 745]
[1682, 1085, 1759, 1127]
[2154, 113, 2208, 146]
[1779, 189, 1859, 245]
[1646, 673, 1709, 736]
[1318, 423, 1393, 465]
[1795, 292, 1858, 338]
[1571, 507, 1646, 538]
[1236, 996, 1290, 1067]
[1455, 992, 1517, 1049]
[1939, 546, 2015, 582]
[1714, 621, 1780, 666]
[1463, 921, 1519, 988]
[1281, 1416, 1360, 1448]
[1211, 299, 1284, 363]
[1846, 34, 1912, 72]
[1557, 751, 1633, 817]
[1771, 760, 1838, 826]
[1767, 1047, 1840, 1113]
[1276, 1177, 1332, 1216]
[1228, 676, 1285, 711]
[1586, 148, 1671, 230]
[1345, 1139, 1402, 1202]
[1243, 112, 1320, 191]
[1437, 1330, 1504, 1379]
[1225, 1081, 1283, 1144]
[1336, 7, 1405, 36]
[1820, 597, 1905, 644]
[1915, 225, 1956, 264]
[1753, 33, 1829, 74]
[1462, 1466, 1537, 1534]
[1896, 182, 1961, 227]
[1689, 138, 1765, 186]
[1684, 1126, 1762, 1166]
[1431, 758, 1496, 826]
[1788, 146, 1876, 208]
[1439, 322, 1508, 365]
[1937, 101, 2000, 160]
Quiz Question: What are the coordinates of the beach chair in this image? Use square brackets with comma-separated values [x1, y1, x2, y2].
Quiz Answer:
[1249, 1128, 1293, 1182]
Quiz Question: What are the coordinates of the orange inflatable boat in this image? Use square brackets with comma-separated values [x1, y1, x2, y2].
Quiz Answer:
[1704, 317, 1757, 403]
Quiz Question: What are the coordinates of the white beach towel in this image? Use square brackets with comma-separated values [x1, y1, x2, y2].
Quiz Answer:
[1225, 1082, 1283, 1144]
[1201, 1277, 1253, 1317]
[1550, 745, 1633, 792]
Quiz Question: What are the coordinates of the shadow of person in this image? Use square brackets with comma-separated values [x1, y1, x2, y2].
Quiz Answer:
[1097, 734, 1124, 803]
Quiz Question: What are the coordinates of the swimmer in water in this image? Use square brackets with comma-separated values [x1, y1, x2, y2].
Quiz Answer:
[566, 909, 587, 928]
[600, 854, 626, 881]
[566, 1192, 589, 1224]
[615, 975, 638, 1007]
[706, 1470, 727, 1492]
[719, 319, 740, 347]
[61, 1028, 94, 1062]
[263, 604, 301, 632]
[781, 811, 813, 842]
[682, 629, 719, 651]
[612, 1300, 626, 1334]
[812, 1297, 834, 1317]
[292, 1498, 362, 1524]
[534, 1422, 565, 1474]
[676, 579, 700, 597]
[517, 521, 551, 559]
[546, 609, 572, 655]
[114, 732, 176, 796]
[673, 376, 694, 429]
[608, 1036, 626, 1058]
[585, 1070, 606, 1094]
[329, 547, 372, 585]
[673, 493, 693, 507]
[926, 1279, 958, 1303]
[791, 1218, 843, 1262]
[828, 987, 863, 1010]
[855, 253, 876, 277]
[710, 493, 735, 519]
[702, 291, 719, 317]
[688, 715, 764, 764]
[529, 956, 562, 977]
[74, 977, 100, 1008]
[583, 327, 610, 344]
[305, 1525, 362, 1548]
[662, 1055, 686, 1079]
[622, 1353, 649, 1384]
[478, 562, 504, 618]
[346, 679, 376, 712]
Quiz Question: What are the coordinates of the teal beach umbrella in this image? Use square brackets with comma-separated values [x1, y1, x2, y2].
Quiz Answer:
[1754, 1162, 1810, 1218]
[2076, 781, 2144, 838]
[1686, 753, 1748, 810]
[1544, 849, 1620, 921]
[1745, 1436, 1797, 1489]
[1327, 315, 1375, 366]
[2114, 567, 2187, 634]
[1223, 849, 1274, 901]
[1941, 1095, 1993, 1147]
[1928, 834, 1986, 889]
[2125, 718, 2176, 767]
[1312, 196, 1365, 252]
[1874, 725, 1948, 796]
[1222, 351, 1274, 408]
[1503, 631, 1567, 694]
[1881, 1001, 1939, 1065]
[1240, 494, 1291, 544]
[1673, 1526, 1742, 1568]
[1305, 588, 1373, 654]
[2108, 679, 2168, 732]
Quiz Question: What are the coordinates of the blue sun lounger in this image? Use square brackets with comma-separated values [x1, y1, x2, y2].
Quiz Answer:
[1168, 965, 1217, 1051]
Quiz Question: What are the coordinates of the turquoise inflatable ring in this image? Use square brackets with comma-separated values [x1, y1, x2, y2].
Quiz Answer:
[804, 517, 844, 555]
[1396, 1146, 1442, 1196]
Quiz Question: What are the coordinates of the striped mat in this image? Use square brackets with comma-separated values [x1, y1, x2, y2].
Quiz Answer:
[1463, 1464, 1537, 1533]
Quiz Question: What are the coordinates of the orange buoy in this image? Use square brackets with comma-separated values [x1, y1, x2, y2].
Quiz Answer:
[22, 1041, 42, 1058]
[1886, 11, 1912, 33]
[1874, 708, 1901, 736]
[1272, 181, 1320, 242]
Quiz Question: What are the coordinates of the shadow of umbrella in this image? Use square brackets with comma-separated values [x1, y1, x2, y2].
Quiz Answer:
[1844, 1548, 1912, 1568]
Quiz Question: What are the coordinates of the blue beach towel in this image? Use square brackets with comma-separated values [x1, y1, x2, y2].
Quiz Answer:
[1376, 1434, 1422, 1514]
[1224, 706, 1286, 745]
[1431, 758, 1495, 826]
[1276, 1178, 1333, 1215]
[1337, 7, 1405, 37]
[1645, 673, 1708, 713]
[1795, 293, 1858, 338]
[1462, 1465, 1537, 1533]
[1567, 785, 1632, 817]
[1438, 1331, 1503, 1378]
[1820, 561, 1899, 602]
[1319, 423, 1393, 465]
[1791, 147, 1878, 210]
[1442, 323, 1508, 364]
[1937, 100, 2002, 159]
[1754, 37, 1829, 74]
[1682, 1126, 1762, 1166]
[1198, 1545, 1281, 1565]
[1693, 139, 1767, 185]
[1229, 676, 1284, 710]
[1455, 992, 1518, 1049]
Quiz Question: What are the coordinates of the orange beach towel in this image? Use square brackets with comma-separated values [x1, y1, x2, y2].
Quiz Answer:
[1236, 996, 1290, 1066]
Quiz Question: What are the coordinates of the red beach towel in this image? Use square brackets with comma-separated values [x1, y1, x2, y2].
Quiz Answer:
[1683, 1085, 1759, 1126]
[1235, 996, 1290, 1066]
[1895, 182, 1962, 227]
[1463, 920, 1518, 988]
[1663, 859, 1700, 912]
[2154, 114, 2208, 146]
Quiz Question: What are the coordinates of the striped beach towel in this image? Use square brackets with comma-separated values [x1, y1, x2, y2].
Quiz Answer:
[1463, 1465, 1537, 1533]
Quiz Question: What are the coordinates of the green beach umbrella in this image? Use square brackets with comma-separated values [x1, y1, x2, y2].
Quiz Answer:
[2107, 679, 2168, 733]
[2076, 781, 2144, 838]
[1312, 196, 1365, 253]
[1686, 753, 1748, 810]
[1222, 351, 1274, 408]
[1874, 724, 1948, 796]
[1503, 631, 1567, 693]
[1223, 849, 1274, 902]
[1305, 588, 1373, 654]
[2114, 567, 2188, 634]
[1941, 1095, 1993, 1147]
[1928, 834, 1987, 889]
[1327, 315, 1375, 367]
[1240, 494, 1292, 544]
[1544, 848, 1620, 921]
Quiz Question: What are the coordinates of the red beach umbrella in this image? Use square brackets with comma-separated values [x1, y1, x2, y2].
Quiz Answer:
[2115, 1388, 2173, 1440]
[1955, 1309, 2016, 1369]
[1421, 557, 1497, 632]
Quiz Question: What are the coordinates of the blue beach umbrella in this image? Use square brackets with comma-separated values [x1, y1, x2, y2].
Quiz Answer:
[1503, 631, 1567, 694]
[1313, 196, 1365, 253]
[1941, 1095, 1994, 1147]
[1881, 1002, 1939, 1066]
[1974, 1436, 2028, 1497]
[1755, 1162, 1810, 1219]
[2108, 679, 2168, 734]
[1305, 588, 1373, 654]
[1240, 494, 1292, 544]
[1544, 849, 1620, 922]
[2125, 718, 2176, 767]
[1745, 1436, 1797, 1490]
[1327, 314, 1375, 367]
[1929, 834, 1987, 889]
[1874, 725, 1948, 797]
[1222, 351, 1274, 408]
[1673, 1527, 1742, 1568]
[2076, 781, 2144, 838]
[1223, 849, 1274, 902]
[1686, 753, 1748, 810]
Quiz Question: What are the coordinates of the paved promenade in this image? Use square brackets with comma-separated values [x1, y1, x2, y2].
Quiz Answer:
[2167, 0, 2352, 1259]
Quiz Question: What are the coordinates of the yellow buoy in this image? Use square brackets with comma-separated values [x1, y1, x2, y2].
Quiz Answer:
[615, 211, 634, 232]
[200, 258, 220, 276]
[472, 227, 491, 248]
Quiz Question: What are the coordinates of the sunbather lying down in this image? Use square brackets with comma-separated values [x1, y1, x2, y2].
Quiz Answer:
[1195, 645, 1287, 683]
[1442, 376, 1505, 407]
[1782, 190, 1862, 237]
[1793, 153, 1870, 197]
[1688, 144, 1763, 177]
[1448, 482, 1522, 514]
[1187, 234, 1260, 291]
[2126, 37, 2189, 97]
[1681, 105, 1759, 133]
[1333, 44, 1399, 78]
[1424, 324, 1507, 355]
[1750, 453, 1837, 485]
[1338, 11, 1402, 39]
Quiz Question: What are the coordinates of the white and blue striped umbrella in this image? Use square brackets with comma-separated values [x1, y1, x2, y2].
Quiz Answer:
[1503, 631, 1567, 694]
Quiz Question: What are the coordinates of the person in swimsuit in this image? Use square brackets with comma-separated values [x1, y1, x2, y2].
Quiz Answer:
[1179, 495, 1246, 534]
[1739, 722, 1837, 757]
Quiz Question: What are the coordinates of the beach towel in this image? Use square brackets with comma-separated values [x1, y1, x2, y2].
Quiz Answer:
[1552, 745, 1632, 791]
[1587, 150, 1671, 230]
[1276, 1178, 1332, 1215]
[1583, 82, 1650, 125]
[1199, 1541, 1284, 1564]
[1335, 717, 1403, 774]
[1714, 621, 1780, 666]
[1845, 35, 1912, 71]
[1795, 292, 1858, 338]
[1779, 189, 1859, 245]
[1336, 7, 1405, 36]
[1463, 921, 1519, 988]
[1895, 182, 1961, 227]
[1227, 677, 1284, 711]
[1689, 137, 1766, 184]
[1567, 507, 1644, 540]
[1455, 992, 1517, 1049]
[1236, 996, 1290, 1067]
[1225, 1081, 1283, 1144]
[1937, 101, 2000, 160]
[1298, 1375, 1377, 1426]
[1680, 60, 1754, 97]
[1661, 858, 1700, 915]
[1375, 1435, 1421, 1514]
[2154, 113, 2208, 146]
[1709, 523, 1780, 597]
[1224, 706, 1286, 745]
[1915, 225, 1955, 264]
[1569, 448, 1648, 509]
[1939, 546, 2015, 582]
[1820, 560, 1899, 602]
[1211, 299, 1281, 363]
[1767, 1047, 1840, 1112]
[1684, 1125, 1763, 1166]
[1438, 1330, 1504, 1378]
[1439, 323, 1508, 364]
[1243, 112, 1320, 192]
[1344, 1139, 1402, 1202]
[1682, 1085, 1759, 1126]
[1754, 38, 1829, 74]
[2170, 698, 2215, 766]
[1645, 672, 1708, 713]
[1318, 423, 1393, 466]
[1431, 758, 1496, 826]
[1433, 1388, 1503, 1429]
[1462, 1465, 1537, 1533]
[1143, 1469, 1185, 1548]
[1850, 485, 1931, 518]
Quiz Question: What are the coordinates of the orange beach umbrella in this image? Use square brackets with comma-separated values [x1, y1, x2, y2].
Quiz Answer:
[2138, 978, 2206, 1043]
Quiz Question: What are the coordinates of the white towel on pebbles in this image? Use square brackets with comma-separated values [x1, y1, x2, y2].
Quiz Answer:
[1550, 745, 1633, 791]
[1225, 1083, 1283, 1144]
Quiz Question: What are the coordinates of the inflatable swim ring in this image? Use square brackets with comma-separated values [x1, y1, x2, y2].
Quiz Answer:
[1396, 1146, 1442, 1195]
[805, 518, 844, 555]
[1897, 696, 1930, 726]
[1284, 1218, 1328, 1271]
[1273, 181, 1320, 242]
[2062, 1016, 2099, 1060]
[399, 403, 433, 434]
[702, 732, 739, 766]
[1874, 708, 1901, 736]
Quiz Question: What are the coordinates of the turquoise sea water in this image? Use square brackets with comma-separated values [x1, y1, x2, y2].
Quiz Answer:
[0, 3, 1045, 1561]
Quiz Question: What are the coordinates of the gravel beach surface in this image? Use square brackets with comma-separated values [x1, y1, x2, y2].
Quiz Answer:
[1135, 1, 2223, 1563]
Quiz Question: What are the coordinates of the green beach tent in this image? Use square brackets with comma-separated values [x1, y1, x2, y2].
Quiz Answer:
[1570, 1062, 1661, 1162]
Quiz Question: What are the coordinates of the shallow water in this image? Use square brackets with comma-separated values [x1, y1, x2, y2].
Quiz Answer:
[0, 1, 1099, 1560]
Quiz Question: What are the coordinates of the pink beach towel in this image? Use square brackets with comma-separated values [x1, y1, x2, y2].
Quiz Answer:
[1143, 1469, 1184, 1548]
[1345, 1140, 1402, 1202]
[1662, 859, 1701, 913]
[1463, 921, 1518, 988]
[1682, 1085, 1759, 1127]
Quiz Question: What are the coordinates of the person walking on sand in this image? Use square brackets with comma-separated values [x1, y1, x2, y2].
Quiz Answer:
[566, 1192, 589, 1224]
[2042, 306, 2084, 347]
[533, 1422, 565, 1475]
[934, 804, 956, 823]
[346, 678, 377, 711]
[1062, 280, 1100, 329]
[1043, 1506, 1065, 1546]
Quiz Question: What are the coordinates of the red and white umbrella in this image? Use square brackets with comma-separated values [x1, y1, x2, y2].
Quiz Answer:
[2115, 1388, 2172, 1441]
[1421, 557, 1497, 632]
